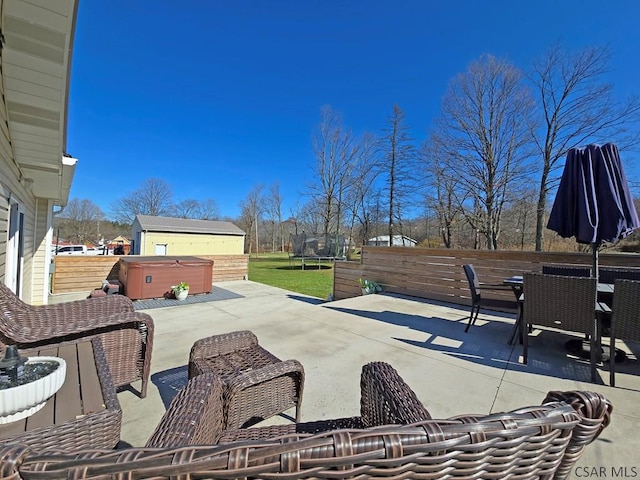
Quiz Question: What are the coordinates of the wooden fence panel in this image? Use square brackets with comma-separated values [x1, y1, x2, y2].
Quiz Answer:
[333, 246, 640, 309]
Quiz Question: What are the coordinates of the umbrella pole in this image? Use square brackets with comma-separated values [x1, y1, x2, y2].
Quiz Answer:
[591, 241, 601, 382]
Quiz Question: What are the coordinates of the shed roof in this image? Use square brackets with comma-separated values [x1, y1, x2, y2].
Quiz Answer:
[134, 215, 245, 236]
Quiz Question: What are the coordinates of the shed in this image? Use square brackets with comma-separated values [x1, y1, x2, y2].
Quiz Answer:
[131, 215, 246, 256]
[367, 235, 417, 247]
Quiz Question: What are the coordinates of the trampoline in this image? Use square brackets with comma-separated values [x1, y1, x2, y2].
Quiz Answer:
[288, 233, 347, 270]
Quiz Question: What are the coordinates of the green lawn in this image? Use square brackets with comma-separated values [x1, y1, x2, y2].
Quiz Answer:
[248, 253, 334, 299]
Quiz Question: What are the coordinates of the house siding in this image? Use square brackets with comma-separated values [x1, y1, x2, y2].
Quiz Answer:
[0, 61, 38, 302]
[141, 231, 244, 256]
[30, 198, 52, 304]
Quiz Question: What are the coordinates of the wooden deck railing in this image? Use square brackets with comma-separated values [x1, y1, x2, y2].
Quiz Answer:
[51, 254, 249, 294]
[333, 246, 640, 310]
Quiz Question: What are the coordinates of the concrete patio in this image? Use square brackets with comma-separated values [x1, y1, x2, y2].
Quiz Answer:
[71, 280, 640, 478]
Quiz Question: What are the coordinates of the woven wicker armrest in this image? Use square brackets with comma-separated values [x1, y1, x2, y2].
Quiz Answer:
[5, 402, 591, 479]
[360, 361, 432, 426]
[189, 330, 259, 362]
[35, 294, 135, 318]
[145, 373, 225, 448]
[3, 311, 152, 344]
[543, 390, 613, 478]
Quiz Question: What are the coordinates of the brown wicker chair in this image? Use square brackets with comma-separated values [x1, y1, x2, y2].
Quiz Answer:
[522, 273, 603, 381]
[1, 387, 612, 480]
[608, 279, 640, 387]
[147, 361, 432, 448]
[0, 283, 154, 397]
[188, 330, 305, 429]
[145, 372, 226, 447]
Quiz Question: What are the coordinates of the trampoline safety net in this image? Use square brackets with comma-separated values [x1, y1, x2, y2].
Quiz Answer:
[290, 233, 347, 259]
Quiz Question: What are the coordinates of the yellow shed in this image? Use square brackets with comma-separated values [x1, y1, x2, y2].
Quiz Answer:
[131, 215, 246, 256]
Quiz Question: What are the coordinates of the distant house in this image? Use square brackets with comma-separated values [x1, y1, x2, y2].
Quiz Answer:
[367, 235, 417, 247]
[107, 235, 131, 255]
[130, 215, 246, 255]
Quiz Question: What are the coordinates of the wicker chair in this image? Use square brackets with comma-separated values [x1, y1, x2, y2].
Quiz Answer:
[542, 265, 592, 277]
[462, 264, 514, 332]
[598, 266, 640, 284]
[0, 283, 154, 398]
[2, 387, 612, 480]
[522, 273, 603, 381]
[188, 330, 305, 429]
[147, 361, 432, 448]
[608, 279, 640, 387]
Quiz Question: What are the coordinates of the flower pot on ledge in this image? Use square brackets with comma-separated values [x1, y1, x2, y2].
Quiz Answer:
[175, 289, 189, 300]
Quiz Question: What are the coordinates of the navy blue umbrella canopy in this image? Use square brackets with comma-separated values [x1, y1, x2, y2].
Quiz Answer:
[547, 143, 640, 276]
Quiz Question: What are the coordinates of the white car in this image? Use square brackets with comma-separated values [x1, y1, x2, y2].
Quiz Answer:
[55, 245, 88, 255]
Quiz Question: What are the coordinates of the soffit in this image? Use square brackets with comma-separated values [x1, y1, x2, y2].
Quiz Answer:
[1, 0, 78, 204]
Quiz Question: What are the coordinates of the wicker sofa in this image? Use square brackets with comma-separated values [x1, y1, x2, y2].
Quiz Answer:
[0, 283, 154, 397]
[0, 362, 612, 480]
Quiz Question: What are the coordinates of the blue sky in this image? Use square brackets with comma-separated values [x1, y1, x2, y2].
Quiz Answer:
[67, 1, 640, 220]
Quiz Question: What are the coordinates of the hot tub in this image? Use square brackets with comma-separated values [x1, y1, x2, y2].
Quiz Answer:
[118, 256, 214, 300]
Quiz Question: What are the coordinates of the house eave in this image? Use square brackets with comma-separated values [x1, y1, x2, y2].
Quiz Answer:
[1, 0, 79, 205]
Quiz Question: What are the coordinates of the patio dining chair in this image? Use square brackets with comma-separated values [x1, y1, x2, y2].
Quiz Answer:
[0, 282, 154, 398]
[608, 279, 640, 387]
[522, 272, 604, 381]
[598, 266, 640, 284]
[462, 264, 513, 332]
[542, 265, 592, 277]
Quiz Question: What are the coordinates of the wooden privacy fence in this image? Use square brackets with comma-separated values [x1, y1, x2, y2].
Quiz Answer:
[333, 246, 640, 309]
[51, 254, 249, 294]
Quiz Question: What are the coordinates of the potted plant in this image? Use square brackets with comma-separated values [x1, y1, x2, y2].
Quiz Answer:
[0, 346, 66, 424]
[359, 278, 382, 295]
[172, 281, 190, 300]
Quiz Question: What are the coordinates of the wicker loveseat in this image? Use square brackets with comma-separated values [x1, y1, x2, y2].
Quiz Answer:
[0, 283, 154, 397]
[0, 363, 612, 480]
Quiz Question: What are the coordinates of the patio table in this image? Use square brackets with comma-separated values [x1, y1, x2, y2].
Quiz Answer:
[0, 338, 122, 451]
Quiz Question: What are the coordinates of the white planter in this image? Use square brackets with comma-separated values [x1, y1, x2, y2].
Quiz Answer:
[175, 289, 189, 300]
[0, 357, 66, 424]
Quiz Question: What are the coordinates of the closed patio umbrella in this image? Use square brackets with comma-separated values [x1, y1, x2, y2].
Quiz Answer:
[547, 142, 639, 365]
[547, 143, 640, 278]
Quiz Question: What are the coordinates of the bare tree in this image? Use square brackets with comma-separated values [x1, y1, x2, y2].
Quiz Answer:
[381, 105, 416, 242]
[266, 183, 284, 252]
[530, 45, 640, 250]
[309, 106, 358, 235]
[238, 185, 264, 255]
[56, 198, 104, 244]
[344, 132, 381, 248]
[111, 178, 173, 224]
[172, 199, 200, 218]
[434, 55, 534, 250]
[421, 139, 464, 248]
[195, 198, 220, 220]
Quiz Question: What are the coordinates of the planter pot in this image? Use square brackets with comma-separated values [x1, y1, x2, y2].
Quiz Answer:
[0, 357, 66, 424]
[175, 289, 189, 300]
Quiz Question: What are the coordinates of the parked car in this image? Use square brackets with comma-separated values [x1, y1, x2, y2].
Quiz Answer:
[55, 245, 88, 255]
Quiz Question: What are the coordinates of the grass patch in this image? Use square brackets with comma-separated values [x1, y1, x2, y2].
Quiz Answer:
[248, 252, 334, 299]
